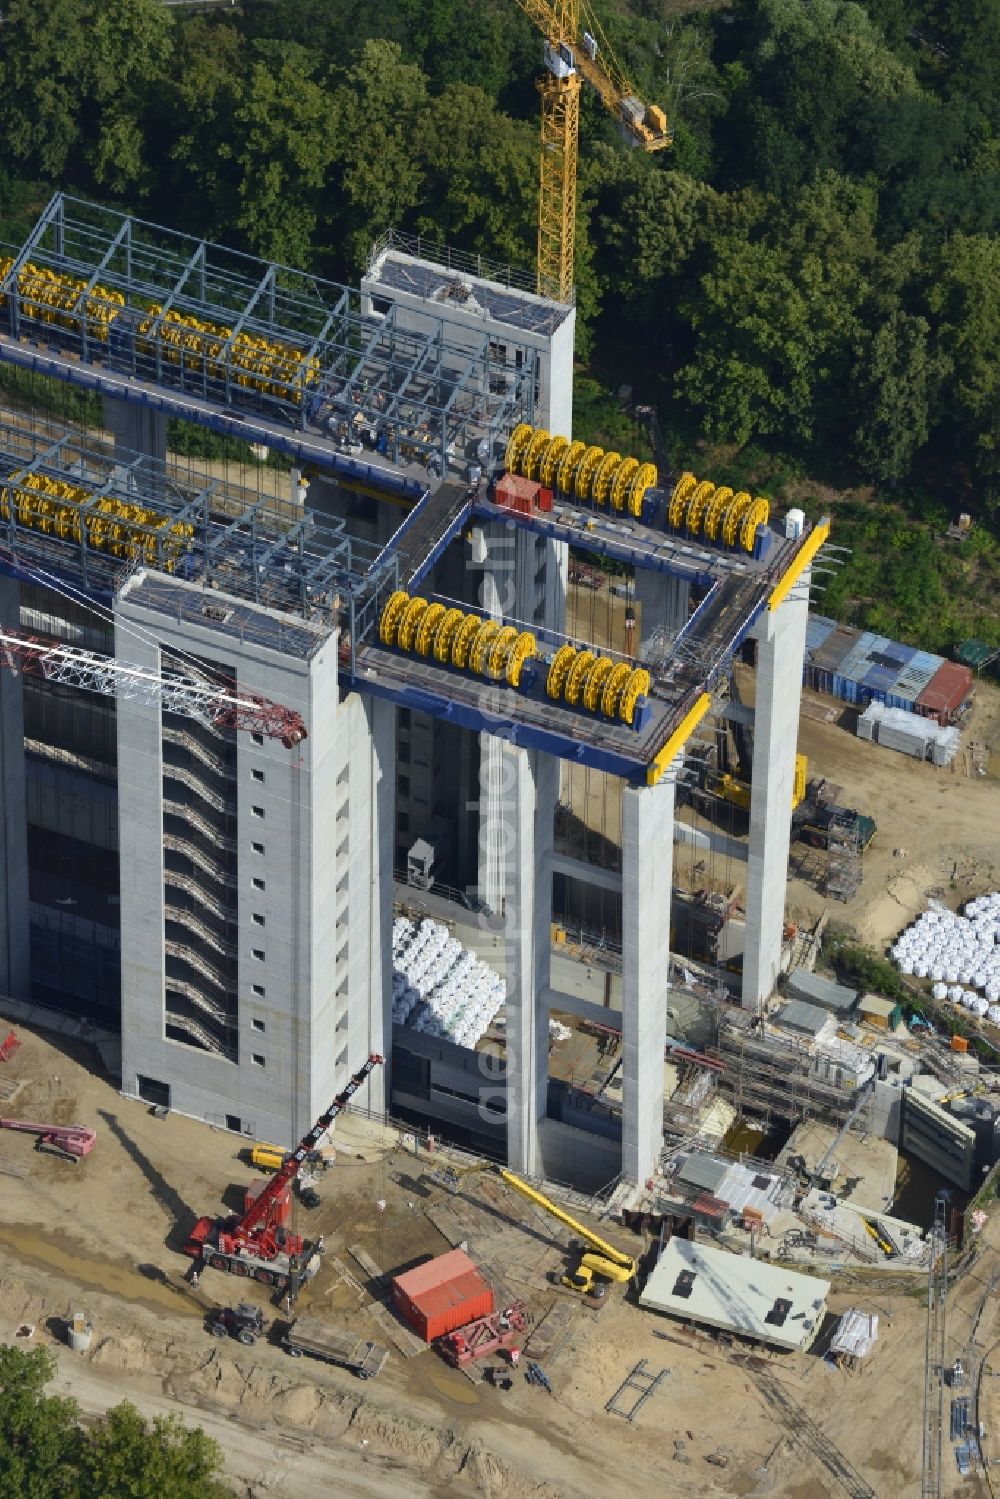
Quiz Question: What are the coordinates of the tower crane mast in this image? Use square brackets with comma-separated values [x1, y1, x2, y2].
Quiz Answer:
[0, 627, 307, 746]
[512, 0, 671, 303]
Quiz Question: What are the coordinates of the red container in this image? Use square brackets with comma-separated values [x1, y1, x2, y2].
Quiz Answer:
[536, 486, 553, 512]
[391, 1248, 494, 1342]
[495, 474, 539, 515]
[244, 1178, 291, 1227]
[915, 661, 973, 725]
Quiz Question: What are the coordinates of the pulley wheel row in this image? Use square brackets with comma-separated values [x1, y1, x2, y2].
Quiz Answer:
[668, 471, 770, 553]
[505, 423, 657, 519]
[545, 643, 651, 726]
[378, 590, 537, 689]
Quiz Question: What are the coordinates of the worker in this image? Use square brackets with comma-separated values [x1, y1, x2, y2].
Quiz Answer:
[508, 1347, 521, 1368]
[190, 1268, 200, 1288]
[316, 1235, 325, 1254]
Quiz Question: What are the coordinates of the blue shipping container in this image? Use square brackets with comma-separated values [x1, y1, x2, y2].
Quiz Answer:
[892, 650, 943, 707]
[805, 614, 837, 656]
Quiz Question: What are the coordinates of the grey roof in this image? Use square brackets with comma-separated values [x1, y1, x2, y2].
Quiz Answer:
[778, 999, 831, 1037]
[373, 252, 572, 335]
[640, 1237, 830, 1352]
[786, 969, 858, 1013]
[678, 1153, 729, 1194]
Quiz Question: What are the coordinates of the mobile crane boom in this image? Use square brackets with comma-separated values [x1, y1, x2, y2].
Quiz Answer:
[498, 1167, 636, 1289]
[185, 1054, 384, 1289]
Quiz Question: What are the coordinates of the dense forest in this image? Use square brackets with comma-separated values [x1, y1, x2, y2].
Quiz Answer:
[1, 0, 999, 648]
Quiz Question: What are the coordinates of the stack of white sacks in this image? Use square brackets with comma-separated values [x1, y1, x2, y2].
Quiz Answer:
[391, 916, 506, 1050]
[891, 894, 1000, 1025]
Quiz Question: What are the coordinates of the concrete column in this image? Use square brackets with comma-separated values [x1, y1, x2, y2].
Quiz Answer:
[741, 588, 809, 1010]
[621, 774, 675, 1183]
[636, 570, 690, 648]
[0, 575, 30, 998]
[501, 746, 554, 1177]
[103, 397, 166, 484]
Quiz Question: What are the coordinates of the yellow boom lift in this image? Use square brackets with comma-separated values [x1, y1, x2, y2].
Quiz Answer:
[498, 1168, 637, 1293]
[512, 1, 671, 302]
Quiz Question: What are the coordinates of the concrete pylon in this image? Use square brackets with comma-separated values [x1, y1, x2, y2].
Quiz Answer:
[620, 774, 675, 1184]
[741, 585, 810, 1011]
[0, 576, 29, 998]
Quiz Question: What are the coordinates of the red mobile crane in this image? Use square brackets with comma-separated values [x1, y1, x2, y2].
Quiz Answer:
[185, 1054, 383, 1292]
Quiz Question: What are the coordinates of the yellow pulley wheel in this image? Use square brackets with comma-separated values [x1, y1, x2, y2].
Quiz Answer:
[582, 655, 615, 712]
[504, 423, 533, 475]
[740, 497, 770, 552]
[433, 607, 465, 663]
[619, 667, 651, 725]
[397, 596, 429, 651]
[686, 479, 714, 533]
[610, 456, 639, 512]
[414, 601, 446, 656]
[470, 619, 502, 675]
[379, 589, 409, 645]
[704, 485, 732, 542]
[564, 649, 596, 706]
[600, 661, 632, 719]
[523, 427, 551, 481]
[539, 434, 569, 489]
[452, 613, 482, 669]
[506, 632, 537, 688]
[592, 452, 621, 507]
[546, 643, 577, 700]
[629, 461, 658, 519]
[487, 624, 519, 679]
[574, 445, 604, 503]
[668, 471, 698, 529]
[722, 491, 752, 548]
[556, 439, 586, 494]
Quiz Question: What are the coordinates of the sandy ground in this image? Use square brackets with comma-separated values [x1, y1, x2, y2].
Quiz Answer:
[1, 1018, 995, 1498]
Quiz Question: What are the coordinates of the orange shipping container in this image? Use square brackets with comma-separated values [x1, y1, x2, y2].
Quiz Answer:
[391, 1248, 494, 1342]
[951, 1035, 969, 1054]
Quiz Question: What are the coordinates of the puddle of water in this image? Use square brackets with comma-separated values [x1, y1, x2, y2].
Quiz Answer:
[421, 1366, 480, 1405]
[0, 1223, 202, 1317]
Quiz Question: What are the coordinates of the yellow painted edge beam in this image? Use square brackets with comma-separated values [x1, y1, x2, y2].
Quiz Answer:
[646, 691, 712, 786]
[768, 518, 831, 612]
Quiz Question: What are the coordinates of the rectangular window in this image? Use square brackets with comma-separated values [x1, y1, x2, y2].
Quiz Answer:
[252, 913, 265, 927]
[251, 985, 265, 999]
[251, 1054, 265, 1068]
[252, 841, 265, 855]
[252, 948, 265, 962]
[251, 733, 264, 746]
[225, 1113, 241, 1132]
[251, 768, 264, 783]
[252, 1017, 265, 1032]
[397, 774, 410, 796]
[252, 876, 265, 891]
[251, 806, 265, 819]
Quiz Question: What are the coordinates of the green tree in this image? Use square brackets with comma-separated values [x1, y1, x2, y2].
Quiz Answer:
[0, 1345, 81, 1498]
[853, 311, 935, 484]
[0, 0, 171, 190]
[327, 40, 430, 271]
[78, 1403, 230, 1499]
[233, 44, 339, 267]
[927, 233, 1000, 508]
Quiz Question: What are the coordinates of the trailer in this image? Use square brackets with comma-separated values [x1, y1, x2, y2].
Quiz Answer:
[437, 1302, 531, 1367]
[282, 1314, 389, 1379]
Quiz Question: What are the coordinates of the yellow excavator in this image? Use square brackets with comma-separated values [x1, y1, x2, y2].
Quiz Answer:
[497, 1168, 636, 1295]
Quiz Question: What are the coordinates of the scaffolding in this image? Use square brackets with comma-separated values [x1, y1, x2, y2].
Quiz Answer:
[1, 194, 537, 477]
[825, 807, 862, 902]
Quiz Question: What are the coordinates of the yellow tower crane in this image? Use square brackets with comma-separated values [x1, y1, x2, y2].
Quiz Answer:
[512, 1, 671, 303]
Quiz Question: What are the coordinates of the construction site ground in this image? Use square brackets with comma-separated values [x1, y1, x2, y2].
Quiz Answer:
[0, 1018, 994, 1499]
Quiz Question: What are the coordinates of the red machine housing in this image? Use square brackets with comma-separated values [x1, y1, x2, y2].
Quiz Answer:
[438, 1302, 530, 1367]
[495, 474, 553, 516]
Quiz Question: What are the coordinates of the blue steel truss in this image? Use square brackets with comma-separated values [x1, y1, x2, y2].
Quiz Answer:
[0, 194, 537, 480]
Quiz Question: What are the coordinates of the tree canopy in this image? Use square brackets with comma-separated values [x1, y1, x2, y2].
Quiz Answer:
[1, 0, 999, 634]
[0, 1345, 231, 1499]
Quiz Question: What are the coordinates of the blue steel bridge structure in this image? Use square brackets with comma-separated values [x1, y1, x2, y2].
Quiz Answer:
[0, 194, 826, 785]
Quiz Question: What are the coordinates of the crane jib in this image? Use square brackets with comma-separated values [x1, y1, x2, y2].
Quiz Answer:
[233, 1054, 383, 1241]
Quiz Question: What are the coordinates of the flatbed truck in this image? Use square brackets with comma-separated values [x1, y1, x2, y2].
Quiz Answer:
[282, 1314, 389, 1379]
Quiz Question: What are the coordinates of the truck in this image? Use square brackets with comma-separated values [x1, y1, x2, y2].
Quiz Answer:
[282, 1314, 389, 1379]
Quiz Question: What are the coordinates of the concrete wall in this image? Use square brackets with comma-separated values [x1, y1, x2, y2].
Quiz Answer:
[114, 578, 377, 1145]
[0, 576, 29, 998]
[742, 590, 809, 1009]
